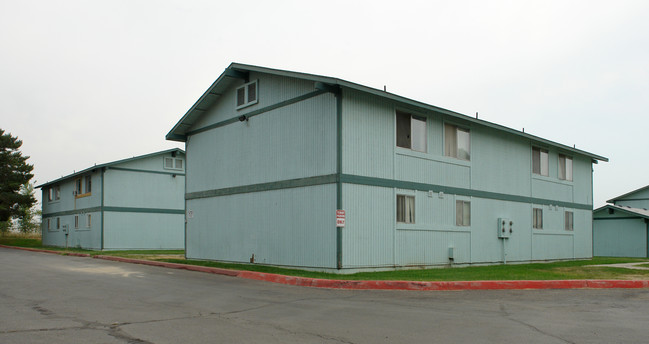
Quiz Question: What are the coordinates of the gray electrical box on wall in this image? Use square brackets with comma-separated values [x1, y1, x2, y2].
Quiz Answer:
[498, 218, 513, 238]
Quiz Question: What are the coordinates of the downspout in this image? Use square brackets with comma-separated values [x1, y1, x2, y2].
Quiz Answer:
[100, 167, 105, 250]
[184, 143, 189, 259]
[335, 88, 343, 270]
[646, 219, 648, 258]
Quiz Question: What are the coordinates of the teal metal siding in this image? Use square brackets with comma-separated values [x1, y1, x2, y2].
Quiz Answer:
[178, 70, 599, 271]
[184, 73, 339, 268]
[593, 218, 647, 257]
[339, 87, 594, 269]
[185, 184, 336, 268]
[186, 92, 336, 194]
[40, 151, 185, 250]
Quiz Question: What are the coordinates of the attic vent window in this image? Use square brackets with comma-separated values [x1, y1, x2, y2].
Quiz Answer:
[164, 157, 184, 171]
[236, 80, 258, 109]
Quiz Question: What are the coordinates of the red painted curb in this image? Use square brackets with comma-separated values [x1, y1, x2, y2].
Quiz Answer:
[3, 245, 649, 291]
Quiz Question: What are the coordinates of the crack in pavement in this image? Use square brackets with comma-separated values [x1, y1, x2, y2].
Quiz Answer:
[499, 303, 576, 344]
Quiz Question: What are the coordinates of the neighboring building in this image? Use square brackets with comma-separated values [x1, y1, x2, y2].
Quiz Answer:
[167, 63, 607, 272]
[593, 186, 649, 258]
[38, 149, 185, 250]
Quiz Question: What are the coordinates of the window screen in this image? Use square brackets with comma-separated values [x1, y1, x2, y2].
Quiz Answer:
[565, 211, 574, 231]
[456, 201, 471, 226]
[533, 208, 543, 229]
[397, 195, 415, 223]
[396, 111, 411, 149]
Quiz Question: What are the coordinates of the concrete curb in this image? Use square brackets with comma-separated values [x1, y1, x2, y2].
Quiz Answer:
[0, 244, 91, 257]
[3, 245, 649, 291]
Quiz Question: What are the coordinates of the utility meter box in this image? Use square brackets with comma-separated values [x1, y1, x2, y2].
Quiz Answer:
[498, 218, 513, 238]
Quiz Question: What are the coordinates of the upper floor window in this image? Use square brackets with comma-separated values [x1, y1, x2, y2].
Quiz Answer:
[55, 186, 60, 200]
[48, 188, 54, 201]
[75, 178, 82, 195]
[164, 157, 184, 170]
[532, 147, 549, 176]
[558, 154, 573, 181]
[396, 111, 427, 152]
[85, 176, 92, 193]
[236, 80, 258, 109]
[444, 124, 470, 161]
[396, 195, 415, 223]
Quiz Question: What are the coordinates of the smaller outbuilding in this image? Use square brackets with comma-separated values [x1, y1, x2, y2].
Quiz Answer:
[593, 186, 649, 258]
[37, 149, 185, 250]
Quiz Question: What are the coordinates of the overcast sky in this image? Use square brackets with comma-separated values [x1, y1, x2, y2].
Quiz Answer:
[1, 0, 648, 207]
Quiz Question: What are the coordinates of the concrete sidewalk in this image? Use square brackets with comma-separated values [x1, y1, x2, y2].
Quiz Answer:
[3, 244, 649, 291]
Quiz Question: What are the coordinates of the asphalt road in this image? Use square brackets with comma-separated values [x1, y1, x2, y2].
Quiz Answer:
[2, 248, 649, 344]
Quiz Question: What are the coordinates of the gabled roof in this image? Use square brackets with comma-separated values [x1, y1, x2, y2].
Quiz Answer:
[593, 204, 649, 220]
[607, 185, 649, 204]
[167, 62, 608, 163]
[36, 148, 185, 188]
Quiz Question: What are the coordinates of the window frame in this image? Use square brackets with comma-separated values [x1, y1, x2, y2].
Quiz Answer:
[456, 200, 471, 226]
[47, 188, 53, 201]
[532, 208, 543, 229]
[55, 186, 60, 200]
[235, 80, 259, 109]
[86, 214, 92, 228]
[47, 218, 51, 231]
[56, 217, 61, 230]
[564, 211, 574, 231]
[396, 110, 427, 153]
[558, 154, 573, 181]
[163, 157, 184, 171]
[532, 147, 549, 176]
[85, 175, 92, 193]
[396, 194, 416, 224]
[75, 178, 82, 195]
[74, 215, 79, 229]
[444, 123, 471, 161]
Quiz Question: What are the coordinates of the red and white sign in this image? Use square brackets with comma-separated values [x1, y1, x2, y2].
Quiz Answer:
[336, 209, 345, 228]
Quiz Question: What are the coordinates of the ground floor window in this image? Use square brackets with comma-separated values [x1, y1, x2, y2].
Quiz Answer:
[86, 214, 92, 228]
[565, 211, 574, 231]
[456, 200, 471, 226]
[47, 218, 51, 230]
[56, 217, 61, 230]
[74, 215, 79, 229]
[396, 195, 415, 223]
[533, 208, 543, 229]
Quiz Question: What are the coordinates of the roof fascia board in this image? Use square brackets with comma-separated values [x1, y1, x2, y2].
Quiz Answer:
[37, 148, 185, 188]
[594, 205, 649, 220]
[169, 63, 607, 162]
[607, 185, 649, 203]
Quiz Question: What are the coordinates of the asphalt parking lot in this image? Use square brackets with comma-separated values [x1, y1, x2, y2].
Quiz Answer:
[2, 247, 649, 344]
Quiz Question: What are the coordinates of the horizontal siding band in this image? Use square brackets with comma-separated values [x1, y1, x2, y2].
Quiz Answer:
[108, 167, 185, 176]
[103, 207, 185, 215]
[43, 206, 184, 218]
[42, 206, 102, 218]
[340, 174, 593, 210]
[185, 173, 593, 210]
[186, 175, 338, 200]
[187, 89, 328, 137]
[593, 217, 643, 221]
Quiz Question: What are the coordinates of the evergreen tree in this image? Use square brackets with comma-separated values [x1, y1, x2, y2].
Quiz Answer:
[0, 129, 35, 222]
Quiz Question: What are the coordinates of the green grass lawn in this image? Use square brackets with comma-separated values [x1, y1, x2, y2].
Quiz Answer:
[159, 257, 649, 281]
[3, 234, 649, 281]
